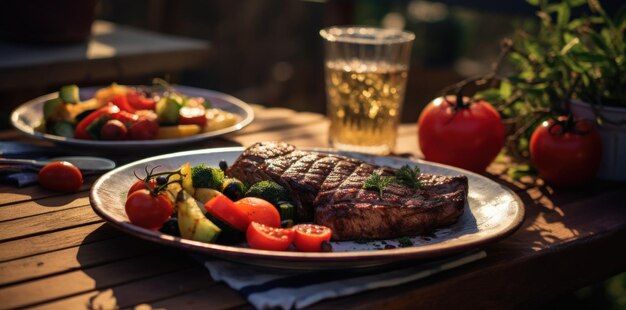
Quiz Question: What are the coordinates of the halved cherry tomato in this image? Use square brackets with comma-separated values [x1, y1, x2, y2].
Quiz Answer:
[125, 189, 173, 230]
[128, 179, 158, 196]
[179, 106, 207, 127]
[205, 194, 250, 231]
[110, 94, 136, 113]
[127, 91, 156, 110]
[293, 224, 332, 252]
[235, 197, 281, 228]
[246, 221, 295, 251]
[38, 161, 83, 192]
[100, 119, 128, 140]
[128, 119, 159, 140]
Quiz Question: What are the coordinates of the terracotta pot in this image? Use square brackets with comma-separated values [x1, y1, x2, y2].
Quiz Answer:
[570, 100, 626, 181]
[0, 0, 98, 44]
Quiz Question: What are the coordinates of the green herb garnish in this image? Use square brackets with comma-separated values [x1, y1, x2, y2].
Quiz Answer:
[363, 173, 394, 196]
[397, 237, 413, 247]
[395, 165, 422, 189]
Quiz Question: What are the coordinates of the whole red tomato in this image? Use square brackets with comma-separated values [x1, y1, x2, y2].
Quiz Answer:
[530, 118, 602, 187]
[418, 96, 505, 172]
[128, 119, 159, 140]
[125, 189, 173, 230]
[38, 161, 83, 192]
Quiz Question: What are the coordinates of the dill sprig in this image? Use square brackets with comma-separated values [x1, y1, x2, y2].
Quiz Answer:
[395, 165, 422, 189]
[363, 173, 394, 196]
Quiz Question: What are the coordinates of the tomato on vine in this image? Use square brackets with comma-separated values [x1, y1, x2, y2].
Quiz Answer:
[418, 96, 505, 172]
[530, 116, 602, 187]
[125, 189, 174, 230]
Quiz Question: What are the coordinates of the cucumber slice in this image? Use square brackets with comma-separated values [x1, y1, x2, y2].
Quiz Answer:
[59, 85, 80, 104]
[177, 191, 221, 243]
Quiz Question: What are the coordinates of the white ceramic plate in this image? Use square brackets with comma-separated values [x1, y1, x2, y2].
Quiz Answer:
[90, 148, 524, 270]
[11, 85, 254, 149]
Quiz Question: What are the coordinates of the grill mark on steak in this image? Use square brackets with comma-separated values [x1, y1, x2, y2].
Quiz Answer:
[226, 142, 468, 240]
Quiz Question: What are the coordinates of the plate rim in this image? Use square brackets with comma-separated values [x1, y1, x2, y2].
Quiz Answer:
[10, 85, 255, 148]
[89, 147, 525, 264]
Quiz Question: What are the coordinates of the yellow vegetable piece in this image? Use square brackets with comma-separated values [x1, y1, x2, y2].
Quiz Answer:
[205, 109, 239, 132]
[94, 83, 128, 102]
[156, 125, 201, 139]
[66, 98, 105, 119]
[194, 188, 221, 204]
[167, 162, 195, 197]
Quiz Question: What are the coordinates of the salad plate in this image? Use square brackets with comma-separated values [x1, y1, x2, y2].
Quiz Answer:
[11, 85, 254, 148]
[90, 147, 525, 270]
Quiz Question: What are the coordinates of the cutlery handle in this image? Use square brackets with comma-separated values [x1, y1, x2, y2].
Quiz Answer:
[0, 158, 40, 167]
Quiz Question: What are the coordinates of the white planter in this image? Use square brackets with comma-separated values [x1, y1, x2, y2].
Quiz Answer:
[570, 100, 626, 181]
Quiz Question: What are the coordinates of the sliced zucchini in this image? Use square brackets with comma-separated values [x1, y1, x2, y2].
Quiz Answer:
[177, 191, 221, 243]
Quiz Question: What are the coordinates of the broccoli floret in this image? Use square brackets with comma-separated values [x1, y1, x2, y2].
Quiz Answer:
[244, 180, 289, 205]
[191, 164, 224, 189]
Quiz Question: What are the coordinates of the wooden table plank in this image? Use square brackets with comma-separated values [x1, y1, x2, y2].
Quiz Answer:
[0, 249, 193, 309]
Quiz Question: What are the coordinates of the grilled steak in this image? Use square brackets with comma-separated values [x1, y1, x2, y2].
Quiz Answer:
[226, 142, 468, 240]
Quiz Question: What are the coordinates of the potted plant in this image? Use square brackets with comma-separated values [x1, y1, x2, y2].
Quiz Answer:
[475, 0, 626, 181]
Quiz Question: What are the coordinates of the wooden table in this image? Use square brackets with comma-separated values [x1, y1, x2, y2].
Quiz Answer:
[1, 105, 625, 309]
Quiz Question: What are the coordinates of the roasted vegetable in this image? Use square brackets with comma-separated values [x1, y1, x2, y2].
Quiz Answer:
[221, 178, 245, 201]
[191, 164, 224, 190]
[245, 180, 295, 221]
[177, 190, 220, 243]
[194, 187, 221, 204]
[155, 124, 201, 139]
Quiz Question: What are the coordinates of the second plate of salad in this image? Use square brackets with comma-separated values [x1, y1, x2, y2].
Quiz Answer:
[11, 81, 254, 148]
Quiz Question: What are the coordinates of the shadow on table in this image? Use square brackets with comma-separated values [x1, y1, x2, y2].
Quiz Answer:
[75, 219, 210, 308]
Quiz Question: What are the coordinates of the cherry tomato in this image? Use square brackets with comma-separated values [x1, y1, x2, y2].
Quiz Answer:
[205, 194, 250, 231]
[127, 91, 156, 110]
[246, 221, 295, 251]
[418, 96, 505, 172]
[128, 119, 159, 140]
[110, 94, 136, 113]
[125, 189, 173, 230]
[38, 161, 83, 192]
[100, 119, 128, 140]
[530, 118, 602, 187]
[235, 197, 281, 228]
[179, 106, 207, 127]
[293, 224, 332, 252]
[128, 179, 158, 196]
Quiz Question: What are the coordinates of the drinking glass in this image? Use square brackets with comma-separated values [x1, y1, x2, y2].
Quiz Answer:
[320, 26, 414, 155]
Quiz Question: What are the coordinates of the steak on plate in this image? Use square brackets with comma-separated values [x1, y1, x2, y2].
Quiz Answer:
[226, 142, 468, 240]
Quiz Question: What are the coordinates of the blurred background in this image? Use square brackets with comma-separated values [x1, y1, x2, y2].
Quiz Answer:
[0, 0, 624, 307]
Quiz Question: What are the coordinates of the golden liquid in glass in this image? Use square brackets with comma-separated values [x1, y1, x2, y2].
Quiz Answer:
[325, 60, 408, 154]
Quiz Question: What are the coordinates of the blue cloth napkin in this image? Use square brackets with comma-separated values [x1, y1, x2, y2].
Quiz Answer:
[0, 142, 68, 187]
[199, 250, 486, 309]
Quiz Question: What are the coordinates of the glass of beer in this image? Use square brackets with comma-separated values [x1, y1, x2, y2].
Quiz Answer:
[320, 26, 414, 155]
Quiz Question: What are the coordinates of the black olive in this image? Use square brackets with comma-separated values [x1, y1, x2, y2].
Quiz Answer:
[156, 175, 168, 185]
[222, 178, 244, 201]
[219, 160, 228, 171]
[321, 241, 333, 252]
[159, 218, 180, 236]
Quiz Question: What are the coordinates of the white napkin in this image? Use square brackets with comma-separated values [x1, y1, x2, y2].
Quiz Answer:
[200, 250, 486, 310]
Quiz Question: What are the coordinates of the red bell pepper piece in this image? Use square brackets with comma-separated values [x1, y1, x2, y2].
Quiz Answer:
[127, 91, 156, 110]
[74, 105, 120, 139]
[110, 95, 136, 113]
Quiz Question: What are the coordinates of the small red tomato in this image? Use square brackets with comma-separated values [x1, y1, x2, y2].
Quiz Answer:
[235, 197, 281, 228]
[125, 189, 173, 230]
[179, 106, 207, 127]
[128, 179, 158, 196]
[246, 221, 295, 251]
[530, 118, 602, 187]
[293, 224, 332, 252]
[100, 119, 128, 140]
[418, 96, 505, 172]
[38, 161, 83, 192]
[128, 119, 159, 140]
[205, 194, 251, 231]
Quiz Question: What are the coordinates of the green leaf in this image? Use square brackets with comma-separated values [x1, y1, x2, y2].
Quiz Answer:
[571, 51, 607, 63]
[526, 0, 541, 6]
[500, 80, 513, 98]
[565, 0, 587, 7]
[394, 165, 422, 189]
[615, 6, 626, 30]
[557, 3, 571, 26]
[363, 173, 394, 196]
